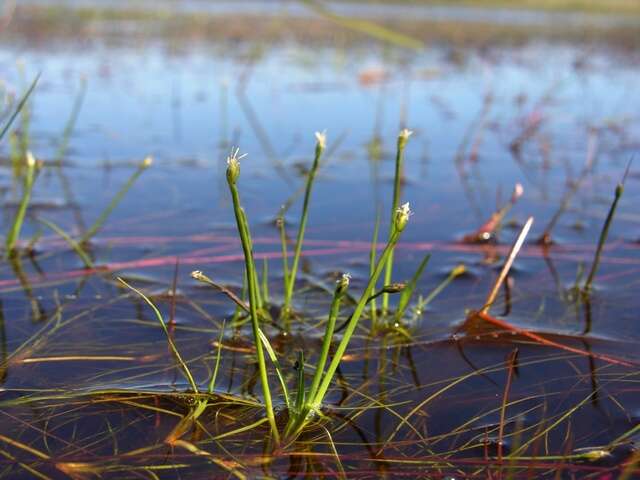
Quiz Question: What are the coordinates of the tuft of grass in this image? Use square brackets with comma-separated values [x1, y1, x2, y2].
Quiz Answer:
[284, 203, 413, 440]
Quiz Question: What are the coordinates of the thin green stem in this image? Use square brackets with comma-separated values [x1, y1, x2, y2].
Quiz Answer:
[382, 130, 411, 313]
[369, 211, 381, 328]
[0, 73, 40, 143]
[38, 217, 94, 268]
[5, 152, 36, 257]
[306, 275, 349, 407]
[422, 264, 466, 308]
[312, 228, 403, 408]
[262, 258, 270, 305]
[226, 152, 279, 444]
[54, 76, 87, 166]
[282, 134, 325, 317]
[583, 180, 625, 292]
[277, 214, 290, 298]
[394, 253, 430, 324]
[286, 226, 405, 440]
[80, 157, 151, 245]
[118, 278, 198, 393]
[239, 209, 263, 309]
[207, 320, 225, 394]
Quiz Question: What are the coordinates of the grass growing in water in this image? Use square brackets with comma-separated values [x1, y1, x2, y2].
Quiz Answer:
[4, 151, 37, 258]
[193, 140, 415, 443]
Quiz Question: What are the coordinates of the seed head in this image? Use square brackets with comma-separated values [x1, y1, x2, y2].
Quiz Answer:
[315, 131, 327, 150]
[398, 128, 413, 149]
[191, 270, 204, 281]
[394, 202, 412, 232]
[452, 264, 466, 277]
[336, 272, 351, 295]
[226, 147, 246, 185]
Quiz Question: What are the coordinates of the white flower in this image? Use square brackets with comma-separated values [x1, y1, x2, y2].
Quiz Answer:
[226, 147, 246, 184]
[399, 128, 413, 140]
[314, 131, 327, 150]
[394, 202, 412, 231]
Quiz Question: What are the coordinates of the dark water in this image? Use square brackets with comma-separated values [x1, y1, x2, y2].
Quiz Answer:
[0, 2, 639, 478]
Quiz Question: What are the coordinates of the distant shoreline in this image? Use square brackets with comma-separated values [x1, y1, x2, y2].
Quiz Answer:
[3, 2, 639, 51]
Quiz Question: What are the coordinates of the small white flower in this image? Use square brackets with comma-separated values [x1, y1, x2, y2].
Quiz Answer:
[399, 128, 413, 140]
[394, 202, 412, 231]
[226, 147, 246, 167]
[398, 202, 412, 218]
[226, 147, 246, 184]
[314, 131, 327, 150]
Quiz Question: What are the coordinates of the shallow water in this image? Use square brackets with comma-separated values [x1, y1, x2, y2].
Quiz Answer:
[0, 2, 639, 478]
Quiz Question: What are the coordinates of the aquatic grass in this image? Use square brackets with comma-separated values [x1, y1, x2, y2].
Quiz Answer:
[224, 147, 279, 444]
[393, 253, 430, 325]
[284, 203, 412, 440]
[54, 76, 87, 165]
[212, 145, 414, 442]
[0, 73, 40, 143]
[421, 264, 466, 308]
[368, 211, 381, 328]
[118, 278, 198, 393]
[282, 132, 326, 320]
[304, 273, 351, 409]
[37, 217, 94, 268]
[79, 156, 152, 245]
[4, 151, 37, 258]
[582, 165, 628, 293]
[382, 128, 412, 314]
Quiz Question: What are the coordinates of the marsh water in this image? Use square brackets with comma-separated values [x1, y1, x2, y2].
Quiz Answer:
[0, 1, 639, 478]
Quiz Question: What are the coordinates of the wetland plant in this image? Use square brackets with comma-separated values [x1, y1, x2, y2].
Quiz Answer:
[190, 142, 414, 443]
[226, 144, 412, 442]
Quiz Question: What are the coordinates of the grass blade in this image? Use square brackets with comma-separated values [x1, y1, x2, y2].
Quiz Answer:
[118, 277, 198, 393]
[5, 151, 37, 257]
[80, 156, 152, 245]
[0, 73, 40, 143]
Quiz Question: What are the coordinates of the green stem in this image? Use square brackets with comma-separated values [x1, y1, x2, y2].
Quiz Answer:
[286, 228, 404, 440]
[118, 278, 198, 393]
[369, 212, 381, 328]
[282, 138, 324, 317]
[5, 153, 36, 257]
[382, 131, 410, 313]
[38, 217, 94, 268]
[584, 182, 623, 292]
[277, 214, 290, 299]
[312, 229, 402, 408]
[0, 73, 40, 143]
[80, 157, 151, 245]
[306, 277, 349, 407]
[228, 183, 279, 444]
